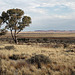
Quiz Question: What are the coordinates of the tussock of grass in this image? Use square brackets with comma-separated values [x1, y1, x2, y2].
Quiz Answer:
[0, 42, 75, 75]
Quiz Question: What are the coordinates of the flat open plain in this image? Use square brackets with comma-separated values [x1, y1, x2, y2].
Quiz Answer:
[0, 32, 75, 75]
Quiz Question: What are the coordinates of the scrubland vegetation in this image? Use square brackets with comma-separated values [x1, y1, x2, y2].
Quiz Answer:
[0, 34, 75, 75]
[0, 8, 74, 75]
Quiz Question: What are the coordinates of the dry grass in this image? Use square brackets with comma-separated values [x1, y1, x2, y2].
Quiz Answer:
[0, 41, 75, 75]
[1, 33, 75, 38]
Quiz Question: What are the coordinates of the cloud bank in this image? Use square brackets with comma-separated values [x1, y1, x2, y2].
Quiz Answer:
[0, 0, 75, 31]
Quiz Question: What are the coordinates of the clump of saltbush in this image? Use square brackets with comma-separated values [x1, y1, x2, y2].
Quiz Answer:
[27, 54, 51, 68]
[9, 54, 20, 60]
[5, 45, 15, 50]
[9, 54, 26, 60]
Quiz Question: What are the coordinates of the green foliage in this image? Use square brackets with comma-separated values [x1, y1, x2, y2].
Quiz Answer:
[1, 11, 9, 22]
[0, 8, 32, 43]
[4, 8, 31, 31]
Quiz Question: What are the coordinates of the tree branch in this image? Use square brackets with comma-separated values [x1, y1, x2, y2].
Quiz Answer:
[6, 21, 8, 24]
[17, 30, 21, 34]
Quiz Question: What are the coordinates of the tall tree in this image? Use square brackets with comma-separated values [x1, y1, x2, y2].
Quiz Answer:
[0, 8, 31, 44]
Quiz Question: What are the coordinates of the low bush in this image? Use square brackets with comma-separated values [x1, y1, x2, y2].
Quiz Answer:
[28, 54, 51, 64]
[5, 45, 15, 50]
[9, 54, 26, 60]
[27, 54, 51, 69]
[9, 54, 20, 60]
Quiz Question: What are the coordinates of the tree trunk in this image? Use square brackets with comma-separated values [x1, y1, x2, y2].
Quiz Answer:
[10, 29, 15, 42]
[14, 29, 18, 44]
[10, 29, 18, 44]
[14, 35, 18, 44]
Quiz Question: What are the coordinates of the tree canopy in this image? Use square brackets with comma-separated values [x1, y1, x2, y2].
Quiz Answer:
[0, 8, 31, 43]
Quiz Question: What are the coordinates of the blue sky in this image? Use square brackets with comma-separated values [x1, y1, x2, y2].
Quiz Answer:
[0, 0, 75, 31]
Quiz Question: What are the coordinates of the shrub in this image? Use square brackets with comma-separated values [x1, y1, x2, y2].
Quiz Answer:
[9, 54, 20, 60]
[27, 54, 51, 69]
[28, 54, 51, 64]
[5, 45, 15, 50]
[63, 43, 69, 48]
[43, 38, 48, 43]
[36, 39, 41, 43]
[9, 54, 26, 60]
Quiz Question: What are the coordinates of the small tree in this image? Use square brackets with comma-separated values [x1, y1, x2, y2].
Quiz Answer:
[0, 8, 31, 44]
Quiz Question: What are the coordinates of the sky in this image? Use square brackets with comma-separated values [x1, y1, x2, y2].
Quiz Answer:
[0, 0, 75, 31]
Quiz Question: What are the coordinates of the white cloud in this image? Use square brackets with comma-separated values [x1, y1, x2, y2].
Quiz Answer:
[0, 0, 75, 30]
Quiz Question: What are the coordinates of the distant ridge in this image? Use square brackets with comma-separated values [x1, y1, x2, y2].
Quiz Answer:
[34, 30, 75, 33]
[7, 30, 75, 33]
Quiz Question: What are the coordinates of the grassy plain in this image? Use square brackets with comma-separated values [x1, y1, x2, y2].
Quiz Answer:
[1, 32, 75, 38]
[0, 32, 75, 75]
